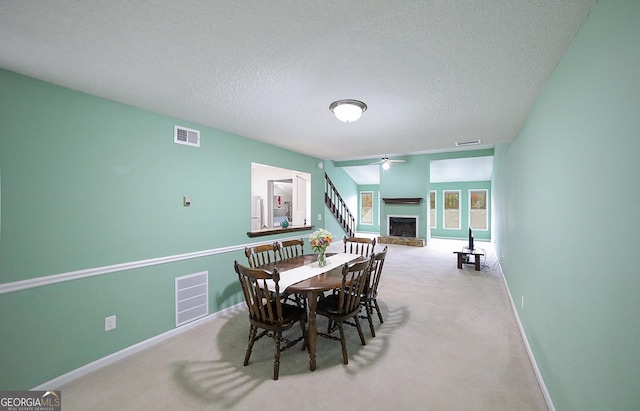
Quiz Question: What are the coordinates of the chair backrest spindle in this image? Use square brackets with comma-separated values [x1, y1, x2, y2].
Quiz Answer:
[245, 242, 279, 268]
[368, 246, 388, 298]
[336, 258, 373, 314]
[343, 236, 376, 257]
[278, 238, 304, 260]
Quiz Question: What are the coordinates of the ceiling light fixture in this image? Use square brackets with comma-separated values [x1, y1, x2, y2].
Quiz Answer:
[370, 155, 405, 170]
[329, 99, 367, 123]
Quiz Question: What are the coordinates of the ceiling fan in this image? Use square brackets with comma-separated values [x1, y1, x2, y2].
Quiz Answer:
[370, 156, 405, 170]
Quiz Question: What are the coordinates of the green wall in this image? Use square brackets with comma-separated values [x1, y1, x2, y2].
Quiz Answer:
[492, 2, 640, 410]
[379, 154, 430, 238]
[430, 181, 491, 241]
[334, 150, 494, 241]
[0, 69, 328, 389]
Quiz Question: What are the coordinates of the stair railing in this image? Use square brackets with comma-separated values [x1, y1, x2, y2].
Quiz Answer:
[324, 172, 356, 238]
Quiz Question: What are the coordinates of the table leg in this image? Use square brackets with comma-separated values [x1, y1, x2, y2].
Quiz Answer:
[306, 290, 317, 371]
[457, 253, 463, 269]
[474, 254, 481, 271]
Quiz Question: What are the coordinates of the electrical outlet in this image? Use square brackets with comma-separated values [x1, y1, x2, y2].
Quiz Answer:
[521, 296, 524, 309]
[105, 315, 117, 331]
[317, 214, 322, 221]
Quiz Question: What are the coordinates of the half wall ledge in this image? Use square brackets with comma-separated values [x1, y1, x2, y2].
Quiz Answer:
[247, 225, 315, 238]
[381, 197, 423, 205]
[378, 236, 426, 247]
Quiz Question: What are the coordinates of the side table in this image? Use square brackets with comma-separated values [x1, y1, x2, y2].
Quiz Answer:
[453, 248, 484, 271]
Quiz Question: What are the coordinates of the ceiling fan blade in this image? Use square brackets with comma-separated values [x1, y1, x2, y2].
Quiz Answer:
[368, 156, 404, 166]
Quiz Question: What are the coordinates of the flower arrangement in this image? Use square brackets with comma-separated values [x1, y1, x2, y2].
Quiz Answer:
[309, 229, 333, 267]
[309, 229, 333, 253]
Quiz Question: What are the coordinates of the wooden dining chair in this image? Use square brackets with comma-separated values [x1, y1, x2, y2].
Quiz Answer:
[278, 238, 304, 260]
[360, 246, 387, 337]
[316, 257, 373, 365]
[234, 261, 308, 380]
[245, 242, 279, 268]
[343, 236, 376, 257]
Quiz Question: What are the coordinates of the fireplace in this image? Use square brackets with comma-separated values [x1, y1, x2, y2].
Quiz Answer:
[388, 216, 417, 237]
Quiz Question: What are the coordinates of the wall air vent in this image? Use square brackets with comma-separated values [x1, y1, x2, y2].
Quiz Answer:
[455, 139, 481, 147]
[174, 125, 200, 147]
[175, 271, 208, 327]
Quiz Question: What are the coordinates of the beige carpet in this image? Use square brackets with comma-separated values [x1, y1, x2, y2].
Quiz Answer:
[60, 239, 547, 410]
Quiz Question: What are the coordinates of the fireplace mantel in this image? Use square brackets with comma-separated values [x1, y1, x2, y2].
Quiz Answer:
[382, 197, 423, 205]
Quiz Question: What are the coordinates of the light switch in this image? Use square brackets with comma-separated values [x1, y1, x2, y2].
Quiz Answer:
[183, 196, 191, 207]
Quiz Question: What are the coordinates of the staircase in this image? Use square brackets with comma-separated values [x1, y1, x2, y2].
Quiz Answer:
[324, 172, 356, 238]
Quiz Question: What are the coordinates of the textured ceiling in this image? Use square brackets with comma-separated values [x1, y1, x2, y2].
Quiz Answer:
[0, 0, 595, 162]
[430, 157, 494, 183]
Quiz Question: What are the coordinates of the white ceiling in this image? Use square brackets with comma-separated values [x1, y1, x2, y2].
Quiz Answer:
[430, 156, 493, 183]
[343, 165, 382, 186]
[0, 1, 595, 162]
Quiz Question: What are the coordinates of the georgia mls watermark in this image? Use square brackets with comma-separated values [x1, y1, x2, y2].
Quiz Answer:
[0, 391, 61, 411]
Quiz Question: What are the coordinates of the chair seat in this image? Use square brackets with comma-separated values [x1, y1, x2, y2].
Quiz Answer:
[259, 302, 306, 325]
[345, 285, 375, 300]
[316, 294, 358, 317]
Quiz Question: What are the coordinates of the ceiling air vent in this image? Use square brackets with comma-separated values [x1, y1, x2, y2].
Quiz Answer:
[174, 125, 200, 147]
[455, 139, 481, 147]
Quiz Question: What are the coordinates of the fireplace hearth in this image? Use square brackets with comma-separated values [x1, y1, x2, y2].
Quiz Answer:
[380, 214, 425, 246]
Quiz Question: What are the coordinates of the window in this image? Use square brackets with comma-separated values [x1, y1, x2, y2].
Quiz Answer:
[360, 191, 373, 225]
[429, 191, 437, 229]
[443, 190, 460, 229]
[469, 189, 488, 230]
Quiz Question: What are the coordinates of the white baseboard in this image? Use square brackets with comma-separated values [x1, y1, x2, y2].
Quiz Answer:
[499, 270, 556, 411]
[32, 303, 244, 390]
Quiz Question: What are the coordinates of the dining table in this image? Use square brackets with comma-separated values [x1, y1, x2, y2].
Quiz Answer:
[258, 252, 363, 371]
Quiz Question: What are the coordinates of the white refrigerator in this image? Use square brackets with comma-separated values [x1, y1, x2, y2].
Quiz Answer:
[251, 196, 263, 230]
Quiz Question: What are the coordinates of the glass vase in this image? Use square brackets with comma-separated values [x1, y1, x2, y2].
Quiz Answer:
[317, 250, 327, 267]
